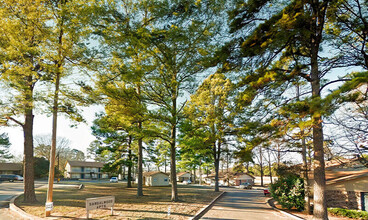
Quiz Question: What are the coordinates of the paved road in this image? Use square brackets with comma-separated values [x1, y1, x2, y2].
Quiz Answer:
[201, 187, 295, 220]
[0, 180, 46, 220]
[0, 180, 46, 207]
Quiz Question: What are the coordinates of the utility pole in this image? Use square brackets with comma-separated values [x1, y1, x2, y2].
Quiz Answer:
[45, 70, 60, 216]
[46, 4, 63, 214]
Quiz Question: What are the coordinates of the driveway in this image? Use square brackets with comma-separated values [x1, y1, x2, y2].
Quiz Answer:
[201, 187, 295, 220]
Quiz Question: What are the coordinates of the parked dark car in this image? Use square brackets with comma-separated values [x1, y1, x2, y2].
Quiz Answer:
[0, 174, 20, 182]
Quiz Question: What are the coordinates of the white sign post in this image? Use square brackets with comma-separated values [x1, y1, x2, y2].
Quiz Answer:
[45, 202, 53, 211]
[86, 196, 115, 219]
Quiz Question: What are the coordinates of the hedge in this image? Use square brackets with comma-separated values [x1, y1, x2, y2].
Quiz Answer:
[328, 208, 368, 219]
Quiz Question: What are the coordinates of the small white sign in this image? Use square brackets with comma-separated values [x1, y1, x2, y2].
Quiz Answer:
[45, 202, 53, 211]
[86, 196, 115, 211]
[86, 196, 115, 219]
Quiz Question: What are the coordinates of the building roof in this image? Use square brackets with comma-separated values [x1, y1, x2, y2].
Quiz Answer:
[205, 172, 255, 180]
[143, 171, 169, 177]
[177, 172, 190, 177]
[309, 169, 368, 185]
[325, 169, 368, 185]
[233, 173, 255, 179]
[66, 161, 105, 168]
[0, 163, 22, 171]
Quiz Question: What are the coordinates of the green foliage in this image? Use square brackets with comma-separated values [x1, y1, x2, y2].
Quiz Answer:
[0, 133, 12, 162]
[34, 157, 50, 178]
[275, 163, 303, 177]
[185, 73, 234, 143]
[270, 175, 305, 211]
[328, 208, 368, 219]
[234, 146, 253, 164]
[91, 114, 136, 175]
[178, 119, 214, 171]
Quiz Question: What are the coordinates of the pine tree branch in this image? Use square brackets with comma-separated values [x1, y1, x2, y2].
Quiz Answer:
[6, 116, 24, 127]
[319, 78, 351, 93]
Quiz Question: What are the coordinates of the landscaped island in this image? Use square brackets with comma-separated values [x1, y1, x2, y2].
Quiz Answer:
[15, 182, 221, 219]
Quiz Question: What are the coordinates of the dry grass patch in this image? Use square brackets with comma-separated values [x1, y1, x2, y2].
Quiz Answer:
[15, 183, 220, 219]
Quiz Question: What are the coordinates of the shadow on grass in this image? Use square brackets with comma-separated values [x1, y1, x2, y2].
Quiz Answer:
[114, 208, 193, 217]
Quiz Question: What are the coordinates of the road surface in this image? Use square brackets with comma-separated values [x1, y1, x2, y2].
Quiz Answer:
[0, 180, 46, 219]
[201, 187, 295, 220]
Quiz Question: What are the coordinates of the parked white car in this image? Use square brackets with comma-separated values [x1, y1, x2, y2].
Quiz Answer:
[15, 175, 24, 181]
[210, 182, 223, 187]
[110, 177, 118, 183]
[238, 182, 252, 189]
[183, 180, 191, 185]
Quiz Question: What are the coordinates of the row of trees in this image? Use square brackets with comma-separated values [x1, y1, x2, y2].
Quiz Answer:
[0, 1, 367, 219]
[87, 2, 368, 220]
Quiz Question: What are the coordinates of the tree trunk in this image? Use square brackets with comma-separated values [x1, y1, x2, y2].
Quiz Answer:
[310, 1, 328, 217]
[127, 141, 132, 188]
[170, 131, 178, 201]
[199, 160, 202, 185]
[302, 134, 311, 214]
[169, 82, 179, 202]
[311, 77, 327, 219]
[214, 142, 220, 192]
[136, 84, 143, 196]
[137, 135, 143, 196]
[226, 151, 229, 173]
[260, 146, 263, 187]
[193, 166, 196, 183]
[277, 144, 281, 171]
[268, 148, 273, 185]
[23, 108, 36, 202]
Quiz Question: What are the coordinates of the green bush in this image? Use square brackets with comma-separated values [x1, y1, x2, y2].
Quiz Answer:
[328, 208, 368, 219]
[269, 175, 305, 211]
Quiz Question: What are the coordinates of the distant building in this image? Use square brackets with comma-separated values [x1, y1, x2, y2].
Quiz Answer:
[232, 173, 255, 186]
[203, 172, 255, 186]
[64, 161, 108, 179]
[0, 163, 22, 175]
[177, 172, 191, 182]
[143, 171, 170, 186]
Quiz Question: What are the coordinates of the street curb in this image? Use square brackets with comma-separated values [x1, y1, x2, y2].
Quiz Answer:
[7, 182, 73, 219]
[189, 191, 226, 220]
[266, 198, 305, 220]
[9, 194, 44, 220]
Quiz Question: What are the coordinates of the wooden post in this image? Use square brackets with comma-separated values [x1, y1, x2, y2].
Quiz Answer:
[45, 70, 60, 216]
[45, 1, 63, 215]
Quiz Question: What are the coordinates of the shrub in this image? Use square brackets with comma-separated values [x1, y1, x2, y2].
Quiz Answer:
[328, 208, 368, 219]
[270, 175, 305, 211]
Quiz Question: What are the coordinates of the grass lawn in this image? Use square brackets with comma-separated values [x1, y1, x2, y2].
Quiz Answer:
[15, 182, 221, 219]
